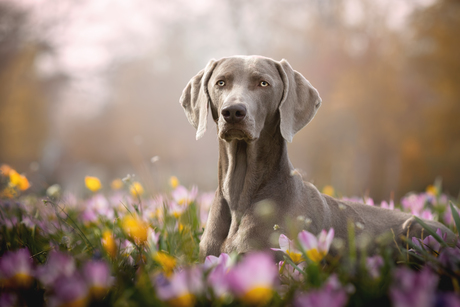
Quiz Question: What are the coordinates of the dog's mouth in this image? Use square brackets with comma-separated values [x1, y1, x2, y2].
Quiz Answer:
[219, 128, 255, 142]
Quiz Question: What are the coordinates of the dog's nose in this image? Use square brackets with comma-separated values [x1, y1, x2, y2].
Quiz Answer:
[221, 104, 247, 124]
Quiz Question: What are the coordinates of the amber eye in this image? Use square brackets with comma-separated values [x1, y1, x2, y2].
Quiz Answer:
[260, 81, 269, 87]
[217, 80, 225, 87]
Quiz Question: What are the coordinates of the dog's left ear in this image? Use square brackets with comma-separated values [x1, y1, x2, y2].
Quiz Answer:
[180, 59, 218, 140]
[276, 59, 322, 142]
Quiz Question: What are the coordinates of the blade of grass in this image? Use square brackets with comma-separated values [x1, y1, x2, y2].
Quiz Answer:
[283, 255, 305, 275]
[412, 216, 447, 247]
[449, 201, 460, 234]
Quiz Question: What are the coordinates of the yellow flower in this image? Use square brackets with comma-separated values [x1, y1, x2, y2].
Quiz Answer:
[426, 185, 438, 197]
[286, 250, 304, 264]
[170, 176, 179, 189]
[122, 215, 149, 244]
[130, 181, 144, 197]
[85, 176, 102, 192]
[102, 230, 117, 258]
[111, 179, 123, 190]
[306, 248, 327, 263]
[0, 164, 12, 176]
[167, 293, 195, 307]
[153, 251, 176, 276]
[322, 185, 335, 197]
[241, 286, 272, 306]
[9, 169, 30, 191]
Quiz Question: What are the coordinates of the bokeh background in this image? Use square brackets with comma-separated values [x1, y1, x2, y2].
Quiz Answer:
[0, 0, 459, 201]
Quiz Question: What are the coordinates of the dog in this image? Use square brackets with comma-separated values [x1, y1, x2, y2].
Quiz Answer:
[180, 55, 455, 260]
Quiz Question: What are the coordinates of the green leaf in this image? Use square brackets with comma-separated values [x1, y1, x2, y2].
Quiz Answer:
[449, 201, 460, 234]
[412, 216, 447, 247]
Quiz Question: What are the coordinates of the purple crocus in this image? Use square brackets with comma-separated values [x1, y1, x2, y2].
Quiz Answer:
[390, 267, 439, 307]
[380, 200, 394, 210]
[366, 255, 384, 279]
[226, 252, 278, 305]
[401, 194, 427, 216]
[278, 261, 305, 283]
[36, 250, 76, 287]
[271, 234, 305, 264]
[171, 185, 198, 206]
[82, 260, 113, 299]
[411, 228, 447, 257]
[297, 229, 334, 263]
[50, 273, 89, 307]
[294, 274, 348, 307]
[0, 293, 17, 307]
[438, 246, 460, 271]
[205, 253, 232, 298]
[0, 248, 34, 288]
[154, 267, 204, 307]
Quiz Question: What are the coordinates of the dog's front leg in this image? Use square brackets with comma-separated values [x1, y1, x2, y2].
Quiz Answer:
[199, 193, 231, 260]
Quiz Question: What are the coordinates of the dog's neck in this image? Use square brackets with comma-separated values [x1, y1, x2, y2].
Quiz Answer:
[217, 126, 295, 213]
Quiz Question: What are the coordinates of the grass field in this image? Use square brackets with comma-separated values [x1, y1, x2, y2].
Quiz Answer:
[0, 165, 459, 306]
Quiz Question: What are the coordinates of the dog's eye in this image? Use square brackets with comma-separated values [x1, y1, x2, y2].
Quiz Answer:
[217, 80, 226, 87]
[260, 81, 269, 87]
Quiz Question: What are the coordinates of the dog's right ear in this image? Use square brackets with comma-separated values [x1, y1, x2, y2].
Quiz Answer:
[180, 59, 218, 140]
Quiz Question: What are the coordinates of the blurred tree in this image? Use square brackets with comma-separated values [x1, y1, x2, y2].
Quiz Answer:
[0, 3, 49, 176]
[402, 0, 460, 196]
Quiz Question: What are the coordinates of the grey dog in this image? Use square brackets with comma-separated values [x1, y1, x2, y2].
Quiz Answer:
[180, 55, 455, 260]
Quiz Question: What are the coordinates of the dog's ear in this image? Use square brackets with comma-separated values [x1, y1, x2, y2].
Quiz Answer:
[180, 59, 218, 140]
[276, 59, 322, 142]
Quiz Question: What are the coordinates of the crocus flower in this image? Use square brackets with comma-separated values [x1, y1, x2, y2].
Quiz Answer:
[50, 273, 89, 307]
[278, 261, 305, 282]
[169, 201, 187, 218]
[171, 186, 198, 206]
[380, 200, 394, 210]
[366, 255, 384, 279]
[0, 248, 34, 288]
[401, 194, 427, 216]
[0, 293, 17, 307]
[198, 192, 214, 227]
[271, 234, 305, 264]
[226, 252, 278, 306]
[294, 274, 347, 307]
[411, 228, 447, 257]
[390, 267, 439, 307]
[121, 215, 149, 244]
[36, 251, 76, 287]
[298, 229, 334, 263]
[204, 253, 231, 271]
[154, 268, 203, 307]
[204, 253, 233, 298]
[82, 260, 113, 299]
[438, 246, 460, 271]
[85, 176, 102, 192]
[147, 228, 160, 253]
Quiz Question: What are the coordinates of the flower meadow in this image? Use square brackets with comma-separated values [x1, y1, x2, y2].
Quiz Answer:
[1, 165, 460, 307]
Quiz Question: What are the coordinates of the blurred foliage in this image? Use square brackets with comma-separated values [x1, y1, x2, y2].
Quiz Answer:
[0, 170, 460, 306]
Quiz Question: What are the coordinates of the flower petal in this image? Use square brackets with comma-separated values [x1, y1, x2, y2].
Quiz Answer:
[298, 230, 318, 251]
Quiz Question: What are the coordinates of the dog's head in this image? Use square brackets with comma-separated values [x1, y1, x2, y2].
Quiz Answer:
[180, 55, 321, 143]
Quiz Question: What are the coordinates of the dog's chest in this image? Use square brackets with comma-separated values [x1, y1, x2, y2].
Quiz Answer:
[220, 211, 275, 254]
